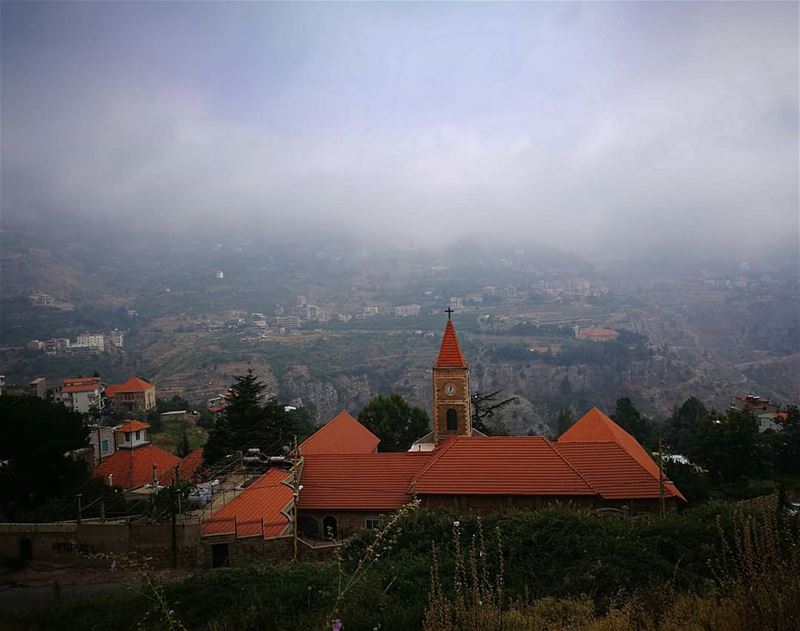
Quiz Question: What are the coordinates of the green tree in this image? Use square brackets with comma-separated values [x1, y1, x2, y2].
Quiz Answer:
[358, 394, 430, 452]
[204, 370, 312, 465]
[664, 397, 708, 454]
[773, 405, 800, 477]
[0, 395, 91, 520]
[177, 424, 191, 458]
[612, 397, 652, 445]
[691, 409, 763, 483]
[556, 406, 575, 436]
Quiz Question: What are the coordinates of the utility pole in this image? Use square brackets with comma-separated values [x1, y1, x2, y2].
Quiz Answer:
[76, 493, 83, 525]
[658, 436, 666, 518]
[174, 464, 182, 518]
[171, 474, 178, 569]
[292, 435, 301, 561]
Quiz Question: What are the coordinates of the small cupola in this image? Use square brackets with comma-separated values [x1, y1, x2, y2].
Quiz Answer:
[116, 420, 151, 449]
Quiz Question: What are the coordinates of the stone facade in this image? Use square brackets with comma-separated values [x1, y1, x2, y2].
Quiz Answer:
[432, 365, 472, 443]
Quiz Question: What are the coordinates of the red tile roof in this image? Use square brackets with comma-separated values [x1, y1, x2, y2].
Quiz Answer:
[412, 436, 596, 496]
[94, 444, 181, 490]
[436, 320, 466, 368]
[300, 411, 380, 455]
[117, 419, 150, 433]
[63, 377, 101, 386]
[578, 328, 619, 337]
[554, 442, 683, 500]
[299, 453, 430, 511]
[558, 407, 685, 502]
[202, 468, 294, 538]
[159, 448, 206, 485]
[63, 383, 101, 393]
[106, 376, 154, 397]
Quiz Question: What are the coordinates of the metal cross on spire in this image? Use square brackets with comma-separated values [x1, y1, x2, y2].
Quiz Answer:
[445, 307, 454, 320]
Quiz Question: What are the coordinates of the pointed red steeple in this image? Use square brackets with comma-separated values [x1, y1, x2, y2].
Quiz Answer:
[436, 320, 466, 368]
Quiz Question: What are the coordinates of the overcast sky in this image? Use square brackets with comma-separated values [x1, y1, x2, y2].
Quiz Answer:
[2, 2, 797, 259]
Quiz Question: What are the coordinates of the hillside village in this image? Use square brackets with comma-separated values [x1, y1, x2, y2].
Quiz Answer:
[2, 318, 797, 565]
[1, 2, 798, 628]
[1, 315, 799, 630]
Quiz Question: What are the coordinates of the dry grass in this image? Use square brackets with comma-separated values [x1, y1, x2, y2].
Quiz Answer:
[424, 509, 800, 631]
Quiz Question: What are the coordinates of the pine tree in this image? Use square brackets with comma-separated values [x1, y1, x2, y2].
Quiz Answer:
[204, 369, 312, 465]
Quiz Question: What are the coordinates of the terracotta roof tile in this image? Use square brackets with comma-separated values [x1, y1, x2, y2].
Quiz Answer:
[558, 407, 686, 502]
[300, 411, 380, 455]
[63, 383, 102, 393]
[63, 377, 101, 386]
[412, 436, 596, 496]
[117, 420, 150, 433]
[159, 448, 206, 485]
[94, 444, 181, 490]
[436, 320, 466, 368]
[202, 468, 294, 538]
[554, 442, 683, 500]
[106, 376, 154, 396]
[578, 328, 619, 337]
[298, 453, 430, 511]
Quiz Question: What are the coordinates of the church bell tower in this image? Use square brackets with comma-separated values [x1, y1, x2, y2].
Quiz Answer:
[432, 311, 472, 444]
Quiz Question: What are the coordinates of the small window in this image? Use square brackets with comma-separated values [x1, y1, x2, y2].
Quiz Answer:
[446, 409, 458, 431]
[101, 440, 109, 453]
[135, 430, 141, 441]
[365, 517, 381, 531]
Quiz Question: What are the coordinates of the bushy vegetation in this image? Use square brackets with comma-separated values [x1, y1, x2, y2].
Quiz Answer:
[358, 393, 430, 451]
[8, 501, 796, 631]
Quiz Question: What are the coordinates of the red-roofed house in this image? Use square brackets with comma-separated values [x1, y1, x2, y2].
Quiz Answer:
[60, 377, 104, 414]
[105, 376, 156, 413]
[558, 407, 685, 503]
[93, 421, 203, 491]
[299, 411, 380, 455]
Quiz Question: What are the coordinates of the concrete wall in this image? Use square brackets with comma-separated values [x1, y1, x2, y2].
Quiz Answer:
[0, 520, 202, 568]
[198, 533, 335, 567]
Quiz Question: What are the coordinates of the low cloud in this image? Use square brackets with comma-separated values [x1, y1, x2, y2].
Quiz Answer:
[2, 2, 797, 260]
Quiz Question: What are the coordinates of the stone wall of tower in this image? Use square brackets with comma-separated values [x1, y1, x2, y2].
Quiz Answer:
[432, 365, 472, 443]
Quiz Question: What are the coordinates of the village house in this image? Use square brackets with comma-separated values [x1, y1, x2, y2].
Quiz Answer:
[202, 318, 684, 546]
[59, 376, 104, 414]
[93, 420, 203, 491]
[87, 424, 118, 463]
[105, 375, 156, 413]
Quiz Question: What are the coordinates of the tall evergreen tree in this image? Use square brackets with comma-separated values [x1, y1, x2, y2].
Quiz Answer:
[204, 370, 311, 465]
[612, 397, 652, 444]
[664, 397, 708, 454]
[691, 409, 763, 482]
[772, 406, 800, 477]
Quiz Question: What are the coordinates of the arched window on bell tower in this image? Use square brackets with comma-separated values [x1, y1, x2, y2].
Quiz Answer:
[446, 408, 458, 431]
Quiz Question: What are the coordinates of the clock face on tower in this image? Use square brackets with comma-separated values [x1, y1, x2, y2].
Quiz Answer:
[445, 383, 456, 396]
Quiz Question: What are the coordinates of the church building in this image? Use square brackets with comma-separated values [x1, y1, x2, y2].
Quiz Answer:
[203, 317, 685, 543]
